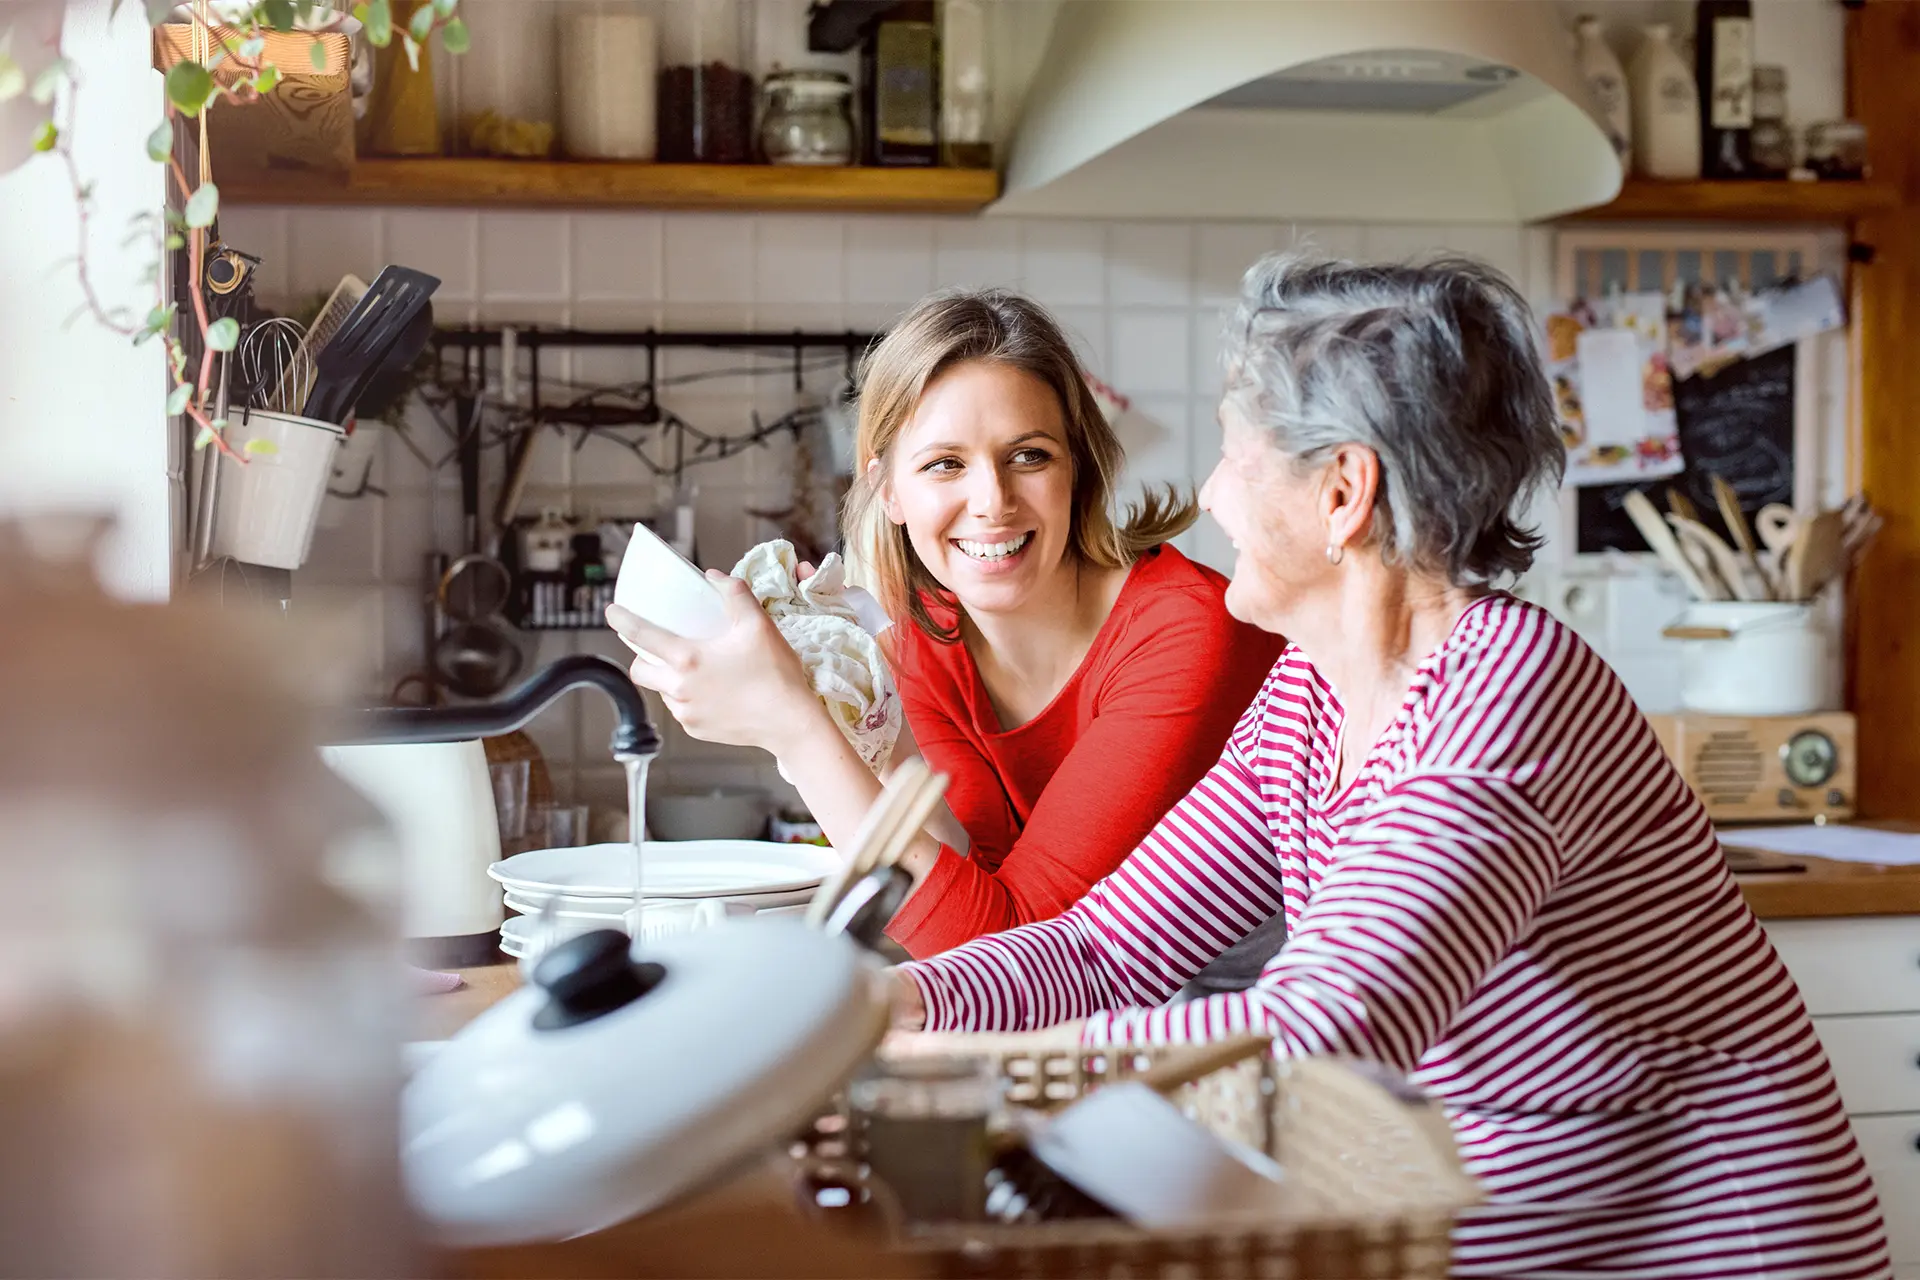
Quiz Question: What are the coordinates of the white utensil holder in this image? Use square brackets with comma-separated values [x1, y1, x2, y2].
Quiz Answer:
[1669, 601, 1838, 716]
[206, 408, 346, 570]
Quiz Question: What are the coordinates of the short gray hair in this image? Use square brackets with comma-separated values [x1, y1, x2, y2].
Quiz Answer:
[1222, 253, 1564, 586]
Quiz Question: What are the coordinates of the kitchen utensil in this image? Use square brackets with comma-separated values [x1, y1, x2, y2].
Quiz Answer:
[202, 408, 348, 571]
[1839, 495, 1882, 561]
[349, 301, 437, 424]
[1785, 509, 1846, 600]
[1661, 601, 1838, 716]
[613, 519, 730, 646]
[805, 758, 946, 928]
[321, 739, 506, 967]
[1755, 503, 1799, 584]
[282, 274, 367, 413]
[433, 398, 522, 698]
[823, 864, 914, 950]
[646, 785, 768, 841]
[301, 265, 440, 425]
[493, 425, 542, 533]
[982, 1036, 1280, 1229]
[1665, 487, 1701, 524]
[405, 921, 891, 1245]
[1663, 517, 1731, 601]
[237, 315, 313, 414]
[1625, 490, 1716, 600]
[1667, 514, 1757, 600]
[490, 839, 840, 899]
[1709, 473, 1772, 598]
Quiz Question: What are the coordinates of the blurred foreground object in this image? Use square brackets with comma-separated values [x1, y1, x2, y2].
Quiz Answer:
[0, 518, 416, 1276]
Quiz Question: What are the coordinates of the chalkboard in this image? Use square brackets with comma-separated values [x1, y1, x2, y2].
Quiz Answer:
[1576, 344, 1797, 553]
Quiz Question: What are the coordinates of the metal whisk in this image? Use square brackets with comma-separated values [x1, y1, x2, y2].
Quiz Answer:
[237, 315, 313, 415]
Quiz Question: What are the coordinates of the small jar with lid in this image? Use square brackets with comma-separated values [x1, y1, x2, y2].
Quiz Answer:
[1749, 66, 1791, 178]
[1804, 119, 1868, 181]
[758, 70, 855, 166]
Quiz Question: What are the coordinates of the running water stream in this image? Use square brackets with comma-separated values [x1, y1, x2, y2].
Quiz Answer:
[622, 754, 650, 938]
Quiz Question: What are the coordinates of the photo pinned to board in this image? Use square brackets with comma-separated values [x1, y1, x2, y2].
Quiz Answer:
[1668, 274, 1846, 382]
[1548, 291, 1683, 488]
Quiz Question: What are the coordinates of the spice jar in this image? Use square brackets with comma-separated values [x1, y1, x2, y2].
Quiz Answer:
[658, 0, 755, 163]
[850, 1054, 1002, 1223]
[1804, 119, 1867, 181]
[759, 70, 854, 166]
[1749, 65, 1791, 177]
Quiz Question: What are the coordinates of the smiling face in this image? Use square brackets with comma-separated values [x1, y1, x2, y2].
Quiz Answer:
[879, 359, 1078, 619]
[1198, 398, 1329, 633]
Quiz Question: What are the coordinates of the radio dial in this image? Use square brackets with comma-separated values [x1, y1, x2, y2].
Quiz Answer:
[1781, 730, 1840, 789]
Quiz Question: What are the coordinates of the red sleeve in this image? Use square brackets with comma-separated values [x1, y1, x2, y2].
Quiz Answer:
[886, 586, 1284, 959]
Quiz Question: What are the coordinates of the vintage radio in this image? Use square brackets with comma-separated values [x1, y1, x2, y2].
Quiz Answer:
[1645, 712, 1855, 824]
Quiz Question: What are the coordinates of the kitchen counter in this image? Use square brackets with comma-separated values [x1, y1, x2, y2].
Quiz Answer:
[417, 855, 1920, 1040]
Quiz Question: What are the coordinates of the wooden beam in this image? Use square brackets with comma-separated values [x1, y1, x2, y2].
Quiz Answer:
[1845, 1, 1920, 819]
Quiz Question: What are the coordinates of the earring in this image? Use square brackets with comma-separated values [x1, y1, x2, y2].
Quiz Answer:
[1325, 542, 1344, 566]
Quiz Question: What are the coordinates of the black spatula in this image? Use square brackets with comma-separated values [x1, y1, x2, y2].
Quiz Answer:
[301, 265, 439, 425]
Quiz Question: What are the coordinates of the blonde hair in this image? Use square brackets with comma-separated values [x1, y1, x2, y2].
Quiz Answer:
[843, 289, 1196, 642]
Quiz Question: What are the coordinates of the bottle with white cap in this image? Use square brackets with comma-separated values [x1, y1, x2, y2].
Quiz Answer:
[1574, 14, 1632, 174]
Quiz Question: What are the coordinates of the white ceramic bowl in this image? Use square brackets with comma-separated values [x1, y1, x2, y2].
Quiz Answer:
[646, 786, 768, 841]
[613, 521, 728, 642]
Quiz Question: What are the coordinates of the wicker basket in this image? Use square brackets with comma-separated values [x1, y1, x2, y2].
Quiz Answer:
[804, 1027, 1477, 1279]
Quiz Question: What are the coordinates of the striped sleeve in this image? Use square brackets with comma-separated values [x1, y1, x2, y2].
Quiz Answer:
[1088, 768, 1563, 1071]
[905, 730, 1286, 1033]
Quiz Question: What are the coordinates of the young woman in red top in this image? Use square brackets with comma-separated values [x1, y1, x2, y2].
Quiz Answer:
[608, 290, 1282, 957]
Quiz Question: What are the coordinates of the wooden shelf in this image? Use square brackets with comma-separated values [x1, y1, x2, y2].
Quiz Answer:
[1562, 178, 1902, 223]
[220, 158, 1000, 213]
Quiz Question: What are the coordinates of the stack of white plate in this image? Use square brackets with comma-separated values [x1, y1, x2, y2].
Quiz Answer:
[488, 840, 839, 961]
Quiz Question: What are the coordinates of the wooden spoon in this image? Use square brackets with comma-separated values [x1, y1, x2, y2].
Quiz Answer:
[1785, 509, 1846, 600]
[1625, 490, 1716, 600]
[1709, 473, 1773, 599]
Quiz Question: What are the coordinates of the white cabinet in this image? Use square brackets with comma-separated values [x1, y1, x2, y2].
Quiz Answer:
[1765, 917, 1920, 1267]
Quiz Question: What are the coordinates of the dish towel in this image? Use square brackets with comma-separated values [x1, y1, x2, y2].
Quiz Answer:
[733, 540, 901, 774]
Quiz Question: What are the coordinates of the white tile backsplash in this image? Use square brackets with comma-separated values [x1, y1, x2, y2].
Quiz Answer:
[273, 201, 1572, 805]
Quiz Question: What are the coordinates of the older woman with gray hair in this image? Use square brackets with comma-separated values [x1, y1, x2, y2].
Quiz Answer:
[891, 256, 1888, 1278]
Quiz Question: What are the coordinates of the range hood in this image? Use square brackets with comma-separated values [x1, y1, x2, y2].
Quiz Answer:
[992, 0, 1623, 224]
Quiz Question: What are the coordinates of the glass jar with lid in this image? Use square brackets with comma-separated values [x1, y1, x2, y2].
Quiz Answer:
[1749, 66, 1791, 178]
[759, 70, 855, 166]
[1804, 120, 1867, 181]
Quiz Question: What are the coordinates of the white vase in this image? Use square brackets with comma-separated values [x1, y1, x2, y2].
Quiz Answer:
[1629, 22, 1701, 179]
[1575, 15, 1632, 173]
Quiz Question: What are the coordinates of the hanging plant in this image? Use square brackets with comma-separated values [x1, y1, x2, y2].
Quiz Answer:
[0, 0, 468, 457]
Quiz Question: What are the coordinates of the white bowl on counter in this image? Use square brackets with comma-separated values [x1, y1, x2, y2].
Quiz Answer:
[645, 786, 769, 841]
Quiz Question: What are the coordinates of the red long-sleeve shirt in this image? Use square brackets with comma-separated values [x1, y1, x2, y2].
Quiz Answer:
[882, 545, 1284, 958]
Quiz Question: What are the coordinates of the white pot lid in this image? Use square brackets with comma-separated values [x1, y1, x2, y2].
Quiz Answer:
[404, 919, 889, 1246]
[489, 840, 839, 899]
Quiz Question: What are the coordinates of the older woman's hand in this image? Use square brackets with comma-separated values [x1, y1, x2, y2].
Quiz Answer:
[888, 968, 928, 1032]
[606, 573, 818, 756]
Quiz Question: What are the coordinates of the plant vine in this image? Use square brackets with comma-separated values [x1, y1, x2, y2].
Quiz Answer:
[0, 0, 466, 458]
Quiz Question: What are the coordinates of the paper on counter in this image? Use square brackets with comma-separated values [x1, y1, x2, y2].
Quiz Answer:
[1717, 824, 1920, 867]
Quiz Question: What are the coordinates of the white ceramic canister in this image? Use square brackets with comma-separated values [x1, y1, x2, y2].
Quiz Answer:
[1629, 22, 1701, 179]
[560, 10, 659, 160]
[1669, 601, 1838, 716]
[206, 407, 347, 570]
[1574, 14, 1632, 173]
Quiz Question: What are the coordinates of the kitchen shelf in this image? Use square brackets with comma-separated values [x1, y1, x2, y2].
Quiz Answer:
[220, 158, 1001, 213]
[1562, 178, 1902, 224]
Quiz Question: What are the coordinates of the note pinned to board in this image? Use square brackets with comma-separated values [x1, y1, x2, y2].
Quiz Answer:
[1718, 825, 1920, 867]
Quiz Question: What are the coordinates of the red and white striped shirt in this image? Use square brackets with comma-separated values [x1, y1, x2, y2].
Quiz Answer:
[904, 595, 1890, 1279]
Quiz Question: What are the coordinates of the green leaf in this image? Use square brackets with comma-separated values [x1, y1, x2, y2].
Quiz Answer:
[164, 60, 214, 116]
[0, 52, 24, 103]
[183, 180, 219, 228]
[408, 3, 434, 43]
[431, 0, 457, 17]
[193, 425, 216, 450]
[243, 437, 280, 456]
[264, 0, 296, 30]
[166, 383, 193, 416]
[136, 303, 176, 345]
[31, 120, 56, 152]
[252, 64, 281, 94]
[401, 33, 419, 72]
[309, 38, 328, 70]
[363, 0, 392, 46]
[30, 58, 70, 105]
[164, 231, 186, 250]
[439, 15, 468, 53]
[146, 118, 173, 162]
[239, 36, 266, 58]
[205, 317, 240, 352]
